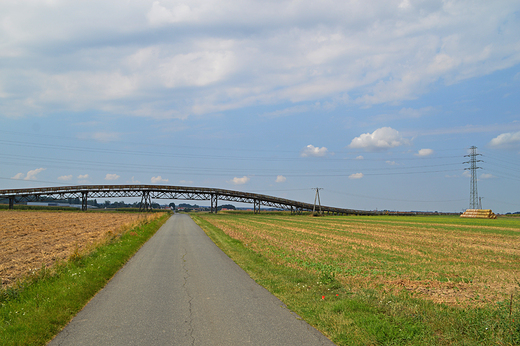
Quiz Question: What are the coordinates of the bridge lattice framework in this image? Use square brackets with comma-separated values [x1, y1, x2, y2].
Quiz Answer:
[0, 184, 374, 215]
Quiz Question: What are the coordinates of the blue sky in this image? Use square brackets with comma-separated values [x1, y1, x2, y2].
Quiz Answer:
[1, 0, 520, 213]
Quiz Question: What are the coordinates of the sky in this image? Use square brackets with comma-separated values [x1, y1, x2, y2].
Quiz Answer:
[1, 0, 520, 213]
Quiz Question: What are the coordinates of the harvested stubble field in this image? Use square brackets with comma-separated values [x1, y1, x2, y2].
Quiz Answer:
[198, 213, 520, 307]
[0, 210, 162, 287]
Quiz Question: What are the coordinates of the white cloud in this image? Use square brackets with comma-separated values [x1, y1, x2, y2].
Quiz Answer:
[230, 176, 250, 185]
[147, 1, 194, 26]
[77, 174, 90, 184]
[25, 168, 46, 180]
[11, 173, 24, 180]
[261, 105, 312, 118]
[155, 50, 237, 90]
[386, 161, 398, 165]
[480, 173, 495, 179]
[105, 173, 120, 181]
[58, 175, 73, 181]
[348, 127, 410, 152]
[488, 131, 520, 149]
[374, 106, 436, 122]
[151, 176, 169, 183]
[128, 176, 141, 184]
[275, 175, 286, 183]
[349, 173, 364, 179]
[300, 145, 328, 157]
[179, 180, 194, 184]
[415, 148, 434, 156]
[355, 155, 364, 160]
[77, 132, 122, 143]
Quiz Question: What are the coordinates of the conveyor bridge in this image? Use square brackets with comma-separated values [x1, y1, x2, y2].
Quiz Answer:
[0, 185, 374, 215]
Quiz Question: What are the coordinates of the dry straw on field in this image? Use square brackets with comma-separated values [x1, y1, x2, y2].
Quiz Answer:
[0, 211, 162, 287]
[200, 214, 520, 307]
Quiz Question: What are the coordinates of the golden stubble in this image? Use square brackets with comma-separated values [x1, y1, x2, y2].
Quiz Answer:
[201, 214, 520, 307]
[0, 211, 162, 287]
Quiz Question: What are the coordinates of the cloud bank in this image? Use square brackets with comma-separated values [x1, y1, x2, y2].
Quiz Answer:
[1, 1, 519, 118]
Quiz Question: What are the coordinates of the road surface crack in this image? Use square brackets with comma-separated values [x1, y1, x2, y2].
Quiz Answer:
[182, 249, 195, 345]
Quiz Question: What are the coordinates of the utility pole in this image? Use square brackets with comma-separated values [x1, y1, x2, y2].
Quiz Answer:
[463, 146, 483, 210]
[313, 188, 323, 216]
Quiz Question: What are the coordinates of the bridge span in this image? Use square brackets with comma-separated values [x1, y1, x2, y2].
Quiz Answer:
[0, 184, 374, 215]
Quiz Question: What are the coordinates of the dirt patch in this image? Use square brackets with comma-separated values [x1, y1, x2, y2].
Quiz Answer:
[0, 211, 162, 287]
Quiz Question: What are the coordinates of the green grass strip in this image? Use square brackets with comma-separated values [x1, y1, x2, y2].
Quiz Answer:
[0, 213, 169, 346]
[192, 214, 520, 346]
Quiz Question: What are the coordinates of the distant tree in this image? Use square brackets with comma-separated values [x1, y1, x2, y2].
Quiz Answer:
[179, 203, 198, 208]
[67, 197, 80, 204]
[111, 201, 126, 208]
[219, 204, 236, 210]
[169, 202, 176, 210]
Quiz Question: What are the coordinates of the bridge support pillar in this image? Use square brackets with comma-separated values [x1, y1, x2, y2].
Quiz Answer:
[211, 194, 218, 213]
[140, 191, 152, 212]
[253, 199, 261, 214]
[81, 192, 88, 211]
[8, 197, 14, 210]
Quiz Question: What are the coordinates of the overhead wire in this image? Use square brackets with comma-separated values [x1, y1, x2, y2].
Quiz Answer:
[0, 151, 464, 176]
[1, 129, 516, 210]
[324, 188, 467, 203]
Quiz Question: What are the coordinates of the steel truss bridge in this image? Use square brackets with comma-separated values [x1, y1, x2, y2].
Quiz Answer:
[0, 184, 375, 215]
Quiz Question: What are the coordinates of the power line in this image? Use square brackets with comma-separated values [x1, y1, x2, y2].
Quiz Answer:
[324, 188, 466, 203]
[0, 152, 463, 176]
[0, 138, 464, 164]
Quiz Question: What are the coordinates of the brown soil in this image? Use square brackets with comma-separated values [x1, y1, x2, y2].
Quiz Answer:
[0, 211, 161, 288]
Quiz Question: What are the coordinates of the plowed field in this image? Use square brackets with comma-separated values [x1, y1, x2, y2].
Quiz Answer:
[0, 211, 162, 287]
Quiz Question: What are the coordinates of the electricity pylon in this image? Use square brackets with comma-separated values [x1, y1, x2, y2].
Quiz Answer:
[463, 146, 483, 209]
[313, 188, 323, 215]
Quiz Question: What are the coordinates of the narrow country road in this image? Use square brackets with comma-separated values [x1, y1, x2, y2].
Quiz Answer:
[48, 214, 335, 346]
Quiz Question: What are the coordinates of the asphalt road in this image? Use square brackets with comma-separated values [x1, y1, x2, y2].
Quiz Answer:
[48, 214, 335, 346]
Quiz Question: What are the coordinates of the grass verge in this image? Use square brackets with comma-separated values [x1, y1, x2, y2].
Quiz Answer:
[192, 214, 520, 346]
[0, 213, 169, 346]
